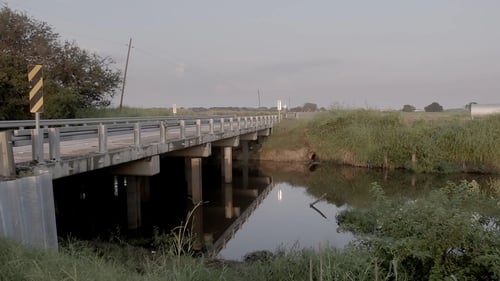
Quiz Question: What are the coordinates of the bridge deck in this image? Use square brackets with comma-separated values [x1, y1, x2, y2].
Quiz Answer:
[1, 115, 277, 180]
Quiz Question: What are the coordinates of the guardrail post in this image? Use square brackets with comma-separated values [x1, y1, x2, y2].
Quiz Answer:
[196, 119, 201, 137]
[229, 117, 234, 132]
[98, 125, 107, 153]
[220, 118, 225, 133]
[134, 123, 141, 147]
[209, 119, 214, 134]
[0, 131, 15, 177]
[237, 117, 241, 130]
[243, 117, 248, 129]
[160, 121, 167, 144]
[180, 120, 186, 139]
[31, 128, 44, 163]
[48, 128, 61, 161]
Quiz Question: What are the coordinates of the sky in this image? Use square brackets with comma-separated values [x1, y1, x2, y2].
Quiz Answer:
[3, 0, 500, 110]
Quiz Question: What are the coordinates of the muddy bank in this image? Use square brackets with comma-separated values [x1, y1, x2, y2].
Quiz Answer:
[257, 147, 316, 162]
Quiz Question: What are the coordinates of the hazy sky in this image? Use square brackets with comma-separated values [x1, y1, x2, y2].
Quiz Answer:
[4, 0, 500, 110]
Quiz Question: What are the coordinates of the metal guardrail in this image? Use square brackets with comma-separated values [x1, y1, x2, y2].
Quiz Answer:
[0, 115, 278, 177]
[0, 115, 233, 130]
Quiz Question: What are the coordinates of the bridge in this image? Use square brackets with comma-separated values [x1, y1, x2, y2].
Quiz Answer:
[0, 115, 277, 250]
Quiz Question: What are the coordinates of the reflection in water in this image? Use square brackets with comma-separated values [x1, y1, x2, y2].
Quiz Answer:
[211, 162, 500, 261]
[216, 182, 354, 261]
[53, 159, 500, 261]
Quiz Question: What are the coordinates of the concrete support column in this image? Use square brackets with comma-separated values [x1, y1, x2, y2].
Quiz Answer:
[126, 176, 144, 229]
[241, 140, 249, 188]
[223, 147, 232, 183]
[192, 204, 204, 251]
[182, 151, 208, 249]
[223, 183, 233, 219]
[185, 158, 202, 204]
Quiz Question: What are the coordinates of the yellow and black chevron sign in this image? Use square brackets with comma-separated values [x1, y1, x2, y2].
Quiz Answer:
[28, 64, 44, 113]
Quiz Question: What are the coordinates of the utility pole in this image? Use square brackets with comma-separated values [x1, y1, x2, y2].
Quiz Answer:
[119, 37, 132, 110]
[258, 89, 261, 108]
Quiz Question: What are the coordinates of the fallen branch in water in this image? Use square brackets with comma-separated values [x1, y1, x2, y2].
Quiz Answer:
[310, 193, 328, 219]
[309, 193, 327, 207]
[310, 204, 328, 219]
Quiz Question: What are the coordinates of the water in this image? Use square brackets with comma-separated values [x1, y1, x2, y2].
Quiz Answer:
[212, 162, 500, 261]
[217, 182, 353, 261]
[52, 159, 500, 260]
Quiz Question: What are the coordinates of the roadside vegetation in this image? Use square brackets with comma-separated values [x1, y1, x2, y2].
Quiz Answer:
[262, 109, 500, 174]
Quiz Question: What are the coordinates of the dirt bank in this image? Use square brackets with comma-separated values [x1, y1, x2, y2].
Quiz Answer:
[256, 147, 316, 162]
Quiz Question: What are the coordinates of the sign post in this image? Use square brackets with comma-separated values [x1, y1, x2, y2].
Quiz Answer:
[28, 64, 44, 163]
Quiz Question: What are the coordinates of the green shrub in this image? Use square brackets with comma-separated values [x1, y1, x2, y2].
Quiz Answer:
[337, 181, 500, 280]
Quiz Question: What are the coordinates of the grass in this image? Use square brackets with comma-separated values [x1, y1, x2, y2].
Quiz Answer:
[262, 109, 500, 173]
[259, 118, 310, 150]
[0, 236, 385, 281]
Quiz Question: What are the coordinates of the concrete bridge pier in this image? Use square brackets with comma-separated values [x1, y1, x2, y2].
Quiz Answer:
[125, 176, 148, 229]
[240, 133, 257, 189]
[221, 147, 232, 183]
[213, 137, 239, 184]
[192, 203, 204, 251]
[185, 158, 203, 204]
[167, 143, 211, 204]
[223, 183, 234, 219]
[112, 156, 160, 230]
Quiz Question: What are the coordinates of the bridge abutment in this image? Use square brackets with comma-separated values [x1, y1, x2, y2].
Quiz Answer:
[0, 174, 58, 250]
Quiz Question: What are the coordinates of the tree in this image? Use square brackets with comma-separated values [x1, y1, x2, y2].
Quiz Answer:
[302, 102, 318, 112]
[424, 102, 443, 112]
[0, 7, 121, 120]
[401, 104, 416, 112]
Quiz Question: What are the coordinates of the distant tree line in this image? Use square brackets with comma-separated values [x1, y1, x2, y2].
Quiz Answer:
[401, 102, 444, 112]
[0, 7, 121, 120]
[188, 102, 323, 113]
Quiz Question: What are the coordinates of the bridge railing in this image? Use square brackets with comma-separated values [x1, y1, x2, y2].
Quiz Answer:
[0, 115, 277, 177]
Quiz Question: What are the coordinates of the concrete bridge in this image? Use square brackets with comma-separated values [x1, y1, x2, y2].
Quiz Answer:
[0, 115, 277, 250]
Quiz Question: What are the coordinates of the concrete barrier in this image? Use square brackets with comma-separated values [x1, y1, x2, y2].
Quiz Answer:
[0, 173, 58, 250]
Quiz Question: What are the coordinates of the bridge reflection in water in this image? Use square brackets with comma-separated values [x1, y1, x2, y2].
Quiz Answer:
[52, 159, 274, 255]
[202, 176, 274, 256]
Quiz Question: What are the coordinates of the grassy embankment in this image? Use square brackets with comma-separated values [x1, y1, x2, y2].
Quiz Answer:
[262, 109, 500, 174]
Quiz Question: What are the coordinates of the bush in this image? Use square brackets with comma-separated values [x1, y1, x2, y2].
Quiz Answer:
[337, 181, 500, 280]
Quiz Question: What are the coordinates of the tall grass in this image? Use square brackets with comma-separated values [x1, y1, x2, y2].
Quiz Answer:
[263, 109, 500, 173]
[0, 236, 390, 281]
